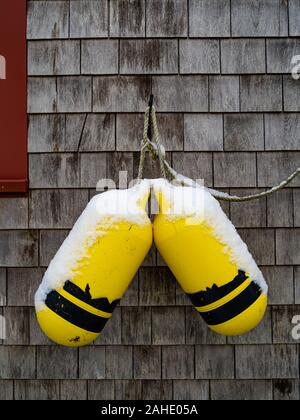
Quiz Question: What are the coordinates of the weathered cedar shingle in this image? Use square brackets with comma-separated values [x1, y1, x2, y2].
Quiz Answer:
[93, 76, 151, 112]
[79, 347, 105, 379]
[0, 346, 36, 379]
[265, 114, 300, 151]
[7, 268, 43, 306]
[121, 307, 151, 345]
[66, 114, 87, 151]
[115, 380, 142, 399]
[257, 152, 300, 187]
[28, 77, 57, 113]
[179, 40, 220, 74]
[0, 197, 28, 229]
[94, 307, 122, 345]
[195, 346, 234, 379]
[60, 380, 87, 400]
[152, 76, 208, 112]
[70, 0, 108, 38]
[80, 114, 115, 152]
[28, 41, 80, 76]
[0, 231, 38, 267]
[0, 380, 14, 400]
[184, 114, 223, 151]
[146, 0, 187, 37]
[27, 1, 69, 39]
[172, 152, 213, 187]
[80, 153, 107, 188]
[273, 380, 300, 401]
[14, 380, 60, 400]
[142, 380, 173, 400]
[267, 189, 294, 228]
[230, 189, 267, 227]
[120, 40, 178, 74]
[39, 230, 69, 267]
[209, 76, 239, 112]
[289, 0, 300, 36]
[235, 345, 299, 379]
[185, 306, 226, 345]
[267, 39, 300, 74]
[231, 0, 288, 37]
[261, 266, 294, 305]
[238, 228, 275, 265]
[81, 40, 118, 75]
[110, 0, 145, 38]
[221, 39, 265, 74]
[283, 77, 300, 112]
[276, 229, 300, 265]
[37, 346, 78, 379]
[29, 115, 65, 153]
[87, 380, 115, 400]
[240, 75, 282, 112]
[29, 189, 88, 229]
[4, 307, 30, 345]
[189, 0, 230, 38]
[105, 346, 133, 379]
[272, 305, 300, 344]
[116, 114, 183, 151]
[139, 267, 176, 306]
[224, 114, 264, 151]
[294, 190, 300, 227]
[173, 380, 209, 400]
[133, 346, 161, 379]
[0, 269, 6, 307]
[214, 153, 257, 188]
[29, 153, 80, 188]
[211, 380, 273, 400]
[57, 77, 92, 113]
[120, 275, 139, 307]
[152, 307, 185, 345]
[162, 345, 194, 379]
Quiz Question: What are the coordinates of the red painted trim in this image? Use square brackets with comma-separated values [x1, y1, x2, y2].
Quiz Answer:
[0, 179, 28, 194]
[0, 0, 27, 195]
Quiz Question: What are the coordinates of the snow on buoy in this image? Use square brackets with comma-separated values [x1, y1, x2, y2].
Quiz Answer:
[152, 179, 268, 337]
[35, 180, 152, 347]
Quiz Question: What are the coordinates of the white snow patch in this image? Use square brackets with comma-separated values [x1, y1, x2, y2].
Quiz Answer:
[35, 180, 151, 310]
[152, 179, 268, 295]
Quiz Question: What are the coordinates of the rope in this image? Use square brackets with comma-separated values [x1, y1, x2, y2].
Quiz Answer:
[150, 106, 167, 179]
[143, 138, 300, 202]
[137, 107, 150, 179]
[137, 103, 300, 202]
[137, 105, 167, 179]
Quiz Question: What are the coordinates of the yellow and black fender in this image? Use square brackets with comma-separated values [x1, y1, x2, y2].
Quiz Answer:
[35, 181, 152, 347]
[153, 180, 268, 336]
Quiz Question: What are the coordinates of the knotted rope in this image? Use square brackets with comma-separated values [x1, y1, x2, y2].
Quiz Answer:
[138, 103, 300, 202]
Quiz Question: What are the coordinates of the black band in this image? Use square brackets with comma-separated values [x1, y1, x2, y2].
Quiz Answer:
[187, 270, 248, 307]
[198, 281, 262, 326]
[45, 290, 109, 333]
[63, 280, 120, 313]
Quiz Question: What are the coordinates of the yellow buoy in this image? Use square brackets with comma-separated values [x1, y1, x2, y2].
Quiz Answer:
[153, 180, 268, 336]
[35, 181, 152, 347]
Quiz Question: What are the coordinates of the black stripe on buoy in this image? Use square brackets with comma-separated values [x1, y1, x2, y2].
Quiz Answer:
[45, 290, 109, 333]
[199, 281, 262, 326]
[63, 280, 120, 313]
[187, 270, 248, 307]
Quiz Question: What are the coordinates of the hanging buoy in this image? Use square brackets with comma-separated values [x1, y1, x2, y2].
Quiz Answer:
[153, 179, 268, 336]
[35, 181, 152, 347]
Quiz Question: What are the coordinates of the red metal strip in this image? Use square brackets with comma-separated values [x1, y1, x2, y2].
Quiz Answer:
[0, 0, 27, 195]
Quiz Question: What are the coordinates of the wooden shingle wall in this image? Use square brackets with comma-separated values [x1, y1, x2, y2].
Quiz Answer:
[0, 0, 299, 400]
